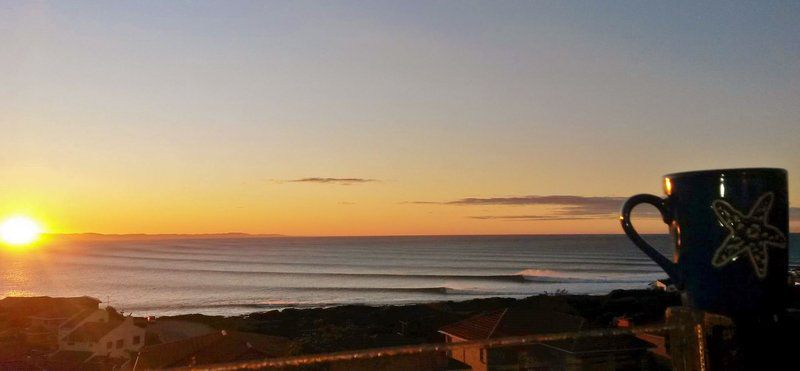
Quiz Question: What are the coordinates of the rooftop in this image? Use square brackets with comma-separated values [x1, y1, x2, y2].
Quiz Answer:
[439, 307, 655, 356]
[541, 334, 655, 354]
[60, 308, 99, 330]
[439, 307, 586, 340]
[63, 319, 122, 343]
[133, 330, 293, 369]
[0, 296, 101, 323]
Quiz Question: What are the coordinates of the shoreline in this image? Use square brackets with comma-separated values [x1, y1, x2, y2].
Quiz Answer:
[0, 289, 680, 370]
[156, 289, 681, 354]
[122, 290, 630, 317]
[6, 288, 800, 368]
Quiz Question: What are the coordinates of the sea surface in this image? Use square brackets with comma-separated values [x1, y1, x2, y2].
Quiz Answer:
[2, 234, 799, 316]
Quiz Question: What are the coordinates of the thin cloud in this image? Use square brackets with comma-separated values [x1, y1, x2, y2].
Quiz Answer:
[444, 195, 626, 208]
[469, 215, 606, 221]
[411, 195, 799, 222]
[284, 177, 378, 185]
[409, 195, 660, 221]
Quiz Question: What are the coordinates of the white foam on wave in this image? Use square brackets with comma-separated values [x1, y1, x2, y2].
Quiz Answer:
[516, 268, 666, 283]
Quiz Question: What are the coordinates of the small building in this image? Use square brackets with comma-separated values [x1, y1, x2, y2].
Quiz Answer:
[59, 308, 113, 338]
[130, 330, 293, 370]
[60, 316, 146, 359]
[614, 315, 670, 367]
[0, 296, 102, 349]
[439, 307, 653, 371]
[651, 279, 676, 292]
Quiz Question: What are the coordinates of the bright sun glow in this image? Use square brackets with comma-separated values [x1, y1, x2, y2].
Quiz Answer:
[0, 216, 43, 246]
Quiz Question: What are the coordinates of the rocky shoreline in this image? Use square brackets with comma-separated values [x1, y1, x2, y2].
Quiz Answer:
[161, 289, 681, 355]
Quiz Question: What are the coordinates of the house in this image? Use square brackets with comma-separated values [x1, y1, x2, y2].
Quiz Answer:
[439, 307, 653, 371]
[614, 316, 670, 368]
[58, 315, 146, 358]
[0, 296, 101, 349]
[439, 308, 586, 371]
[651, 279, 676, 292]
[0, 296, 149, 370]
[527, 333, 655, 370]
[47, 309, 147, 370]
[58, 307, 114, 340]
[130, 330, 293, 370]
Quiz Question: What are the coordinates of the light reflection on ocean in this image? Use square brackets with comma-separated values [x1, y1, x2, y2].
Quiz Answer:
[2, 234, 798, 316]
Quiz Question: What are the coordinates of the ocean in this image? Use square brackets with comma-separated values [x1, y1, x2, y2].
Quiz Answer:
[2, 234, 799, 316]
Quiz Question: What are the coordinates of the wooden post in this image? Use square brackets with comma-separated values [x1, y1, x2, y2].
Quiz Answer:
[666, 307, 738, 371]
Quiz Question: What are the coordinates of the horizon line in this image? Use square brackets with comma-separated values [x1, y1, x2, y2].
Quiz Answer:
[44, 231, 710, 239]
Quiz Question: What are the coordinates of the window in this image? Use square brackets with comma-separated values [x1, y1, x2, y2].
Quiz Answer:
[116, 339, 123, 349]
[133, 336, 141, 345]
[107, 341, 112, 349]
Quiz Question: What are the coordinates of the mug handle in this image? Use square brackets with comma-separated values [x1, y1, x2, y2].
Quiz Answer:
[620, 194, 680, 283]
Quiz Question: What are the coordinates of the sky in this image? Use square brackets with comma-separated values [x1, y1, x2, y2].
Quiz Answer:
[1, 1, 799, 235]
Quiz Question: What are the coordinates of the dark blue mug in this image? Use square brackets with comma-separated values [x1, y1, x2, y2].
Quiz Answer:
[620, 168, 789, 319]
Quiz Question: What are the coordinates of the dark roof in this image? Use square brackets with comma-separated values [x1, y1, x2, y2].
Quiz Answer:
[0, 359, 43, 371]
[86, 354, 128, 368]
[45, 351, 100, 371]
[0, 296, 100, 323]
[133, 330, 292, 369]
[445, 357, 472, 370]
[63, 319, 122, 343]
[0, 296, 100, 310]
[28, 307, 77, 320]
[439, 308, 586, 340]
[48, 350, 93, 363]
[541, 334, 655, 354]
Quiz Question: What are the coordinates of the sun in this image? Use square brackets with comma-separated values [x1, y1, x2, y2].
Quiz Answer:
[0, 216, 43, 246]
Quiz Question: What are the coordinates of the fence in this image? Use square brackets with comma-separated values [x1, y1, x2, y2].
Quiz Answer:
[168, 307, 743, 371]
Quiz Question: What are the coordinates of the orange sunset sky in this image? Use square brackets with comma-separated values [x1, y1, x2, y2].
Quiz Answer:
[2, 2, 799, 236]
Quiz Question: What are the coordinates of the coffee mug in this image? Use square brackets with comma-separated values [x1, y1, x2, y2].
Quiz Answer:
[620, 168, 789, 319]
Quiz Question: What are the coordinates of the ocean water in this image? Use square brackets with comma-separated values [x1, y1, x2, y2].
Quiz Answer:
[2, 234, 799, 316]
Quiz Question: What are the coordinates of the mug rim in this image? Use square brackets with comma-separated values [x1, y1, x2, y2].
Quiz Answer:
[664, 167, 786, 179]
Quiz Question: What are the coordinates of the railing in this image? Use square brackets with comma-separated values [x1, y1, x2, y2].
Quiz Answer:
[168, 307, 742, 371]
[171, 324, 673, 370]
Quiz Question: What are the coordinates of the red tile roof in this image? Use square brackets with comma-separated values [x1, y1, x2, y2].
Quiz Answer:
[0, 296, 100, 324]
[133, 330, 292, 370]
[439, 308, 586, 340]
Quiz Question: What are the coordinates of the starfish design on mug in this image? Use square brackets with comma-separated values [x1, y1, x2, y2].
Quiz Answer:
[711, 192, 787, 279]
